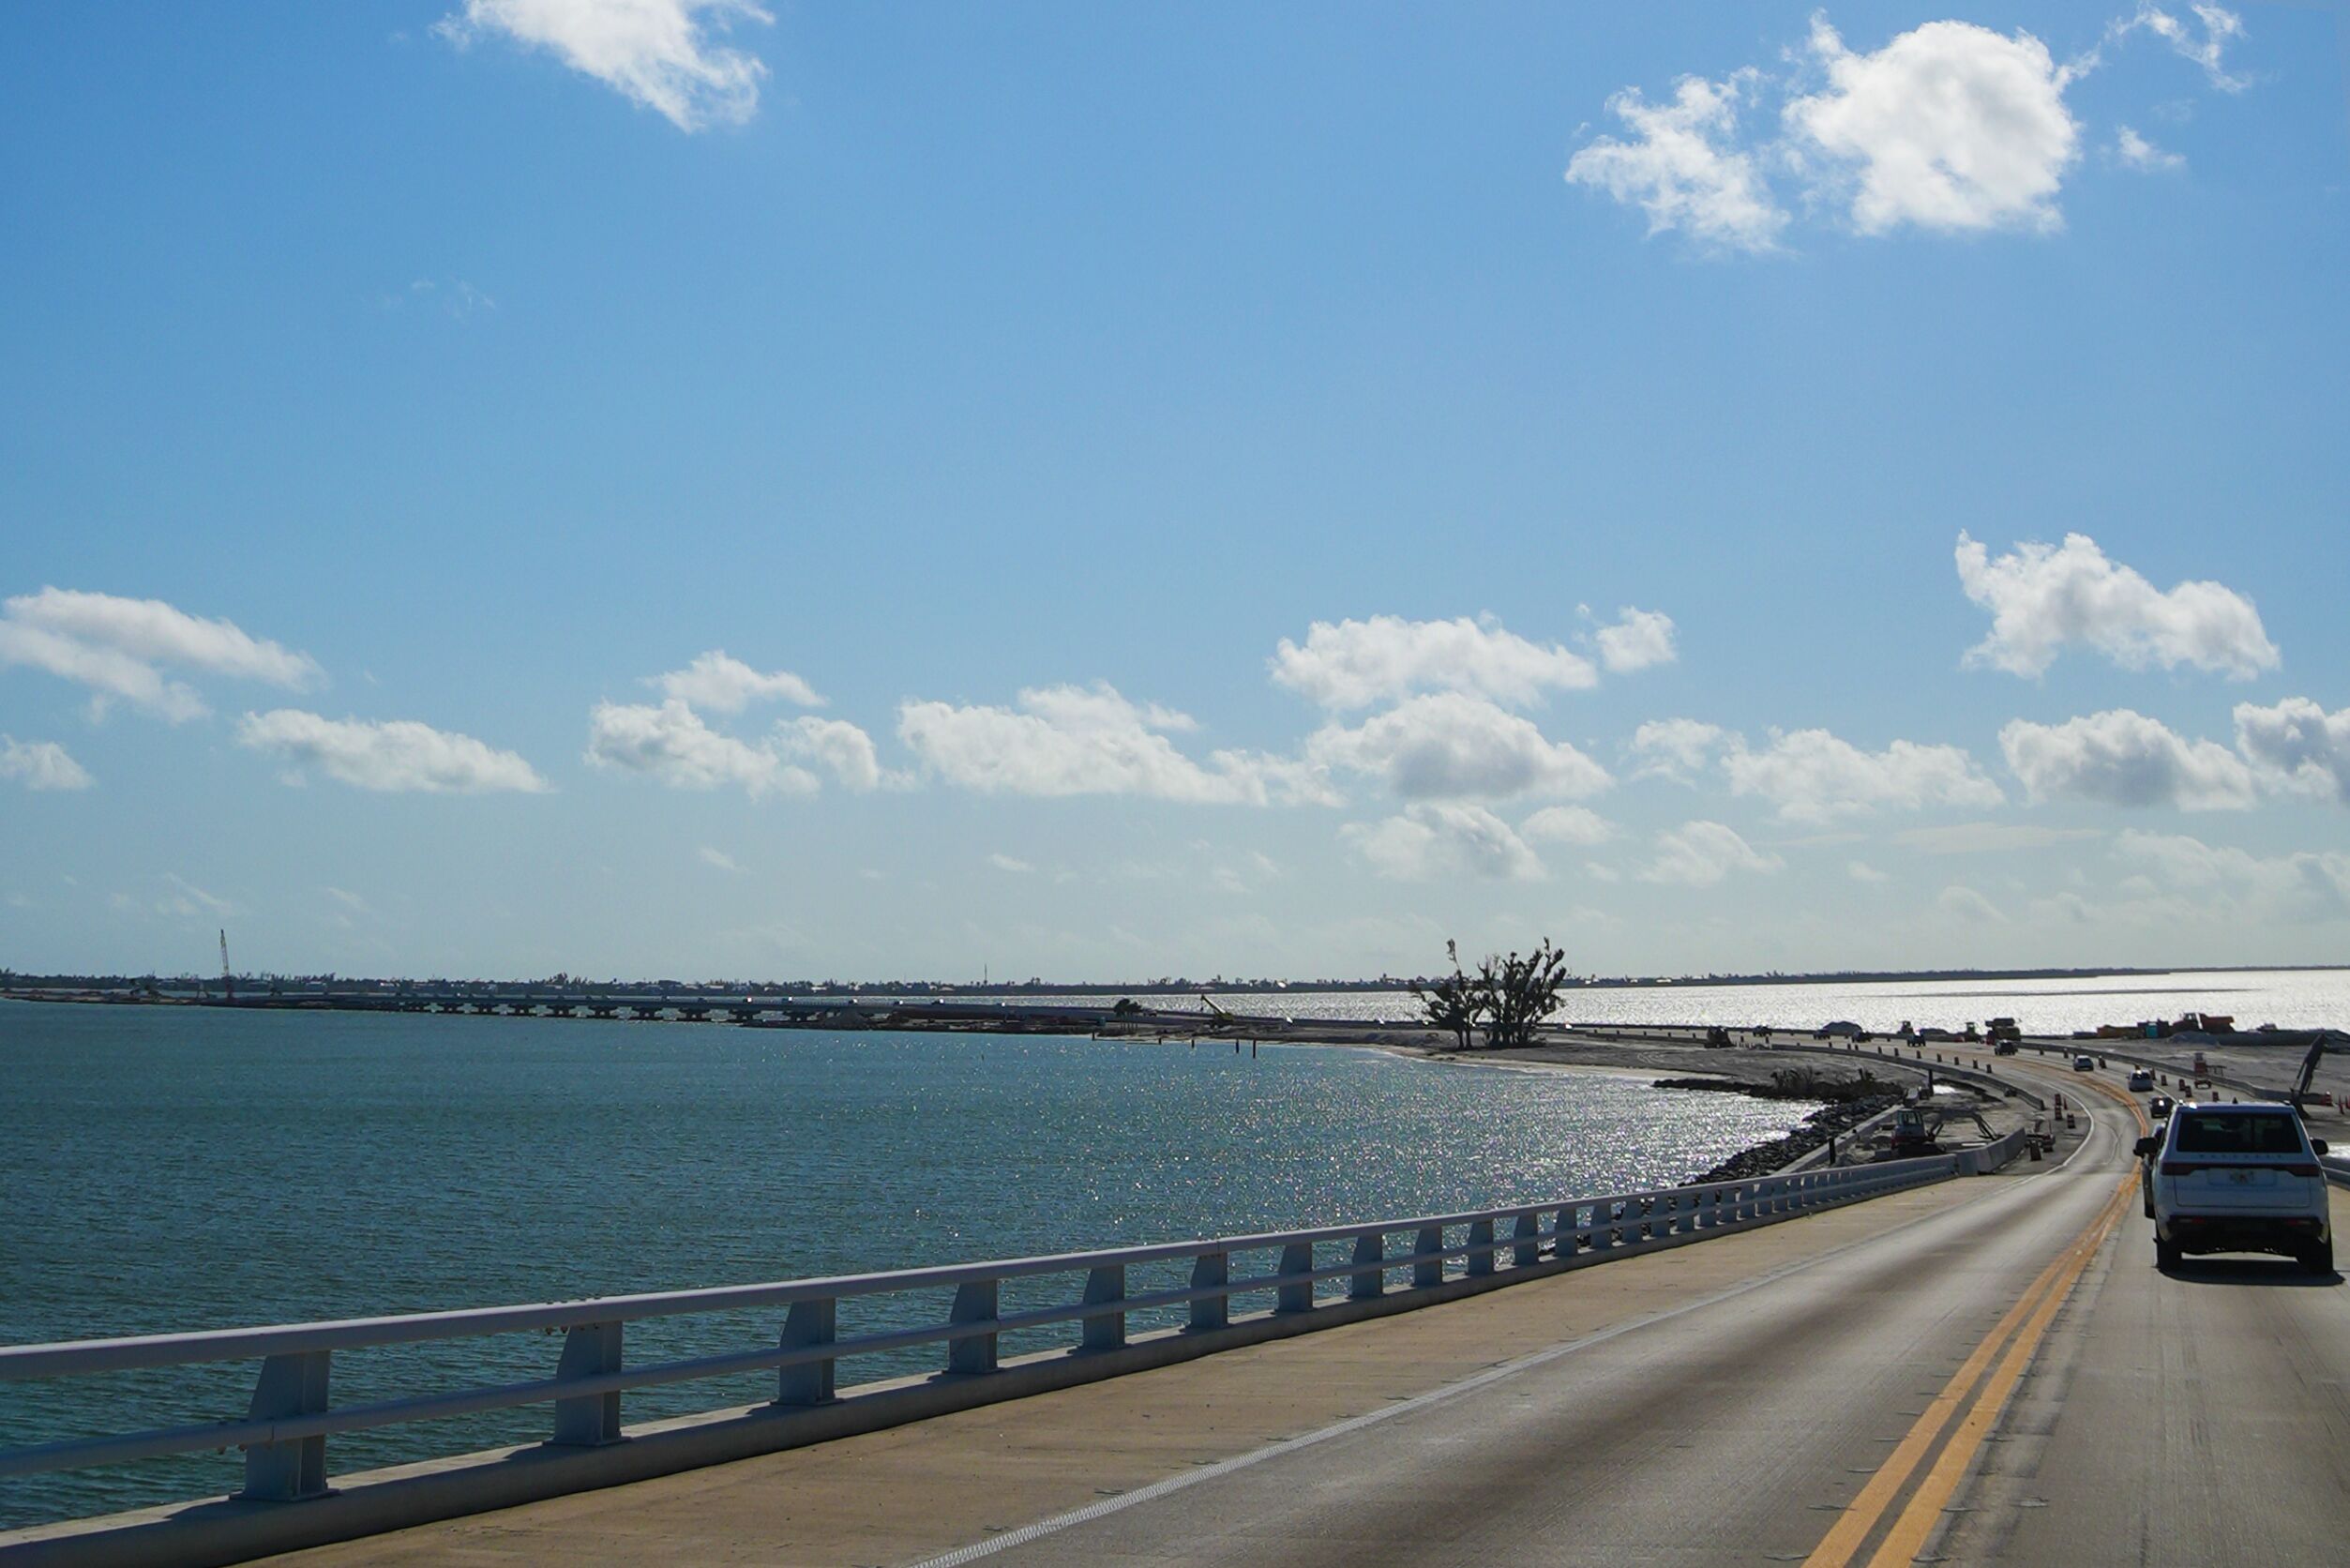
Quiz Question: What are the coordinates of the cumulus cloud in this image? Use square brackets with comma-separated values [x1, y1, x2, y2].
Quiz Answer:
[898, 684, 1336, 807]
[1785, 18, 2080, 236]
[1848, 860, 1890, 883]
[1955, 532, 2278, 679]
[1521, 805, 1617, 846]
[698, 846, 743, 873]
[2233, 698, 2350, 805]
[1308, 693, 1610, 802]
[1593, 607, 1678, 673]
[0, 736, 92, 792]
[1342, 804, 1545, 882]
[2000, 709, 2255, 810]
[2113, 125, 2185, 171]
[652, 650, 821, 713]
[1564, 71, 1789, 253]
[1722, 728, 2005, 823]
[1893, 822, 2103, 855]
[240, 710, 549, 793]
[2117, 830, 2349, 916]
[1641, 821, 1784, 886]
[437, 0, 772, 131]
[1628, 718, 1728, 781]
[987, 852, 1036, 875]
[1270, 615, 1596, 711]
[585, 698, 815, 797]
[0, 588, 322, 722]
[776, 716, 902, 792]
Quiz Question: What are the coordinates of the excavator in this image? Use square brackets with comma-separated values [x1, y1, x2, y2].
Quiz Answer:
[2288, 1031, 2349, 1113]
[1885, 1101, 1998, 1158]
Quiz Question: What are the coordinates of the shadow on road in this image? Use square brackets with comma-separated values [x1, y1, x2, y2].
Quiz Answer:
[2161, 1258, 2341, 1288]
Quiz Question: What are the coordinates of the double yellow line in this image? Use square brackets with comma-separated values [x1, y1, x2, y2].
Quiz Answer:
[1803, 1082, 2149, 1568]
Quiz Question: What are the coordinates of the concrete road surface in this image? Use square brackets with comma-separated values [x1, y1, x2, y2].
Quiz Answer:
[269, 1059, 2346, 1568]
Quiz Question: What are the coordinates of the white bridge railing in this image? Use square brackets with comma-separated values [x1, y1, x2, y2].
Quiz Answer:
[1, 1153, 1973, 1533]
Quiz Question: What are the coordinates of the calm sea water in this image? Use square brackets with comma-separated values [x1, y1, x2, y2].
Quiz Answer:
[1109, 967, 2350, 1033]
[0, 1003, 1815, 1528]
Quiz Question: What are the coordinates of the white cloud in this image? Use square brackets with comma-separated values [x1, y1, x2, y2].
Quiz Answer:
[697, 846, 743, 873]
[2119, 3, 2248, 93]
[1593, 607, 1678, 673]
[437, 0, 772, 131]
[898, 684, 1335, 807]
[1342, 804, 1545, 882]
[2233, 698, 2350, 806]
[1848, 860, 1890, 882]
[0, 736, 92, 792]
[1892, 822, 2104, 855]
[1785, 18, 2081, 235]
[1521, 805, 1617, 846]
[1270, 615, 1596, 711]
[1628, 718, 1727, 781]
[2117, 830, 2349, 916]
[1936, 884, 2009, 923]
[2000, 709, 2255, 810]
[585, 698, 814, 797]
[1955, 532, 2278, 679]
[1722, 728, 2005, 823]
[1641, 821, 1784, 886]
[0, 588, 322, 722]
[1307, 693, 1610, 802]
[240, 710, 549, 794]
[2113, 126, 2185, 172]
[1565, 70, 1789, 253]
[776, 716, 902, 792]
[653, 651, 821, 712]
[987, 852, 1035, 875]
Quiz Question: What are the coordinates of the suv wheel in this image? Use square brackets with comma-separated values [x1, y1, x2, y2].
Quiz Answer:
[2156, 1235, 2180, 1271]
[2308, 1240, 2334, 1275]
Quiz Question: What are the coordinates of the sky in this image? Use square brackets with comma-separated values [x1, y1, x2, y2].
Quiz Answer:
[2, 1, 2346, 983]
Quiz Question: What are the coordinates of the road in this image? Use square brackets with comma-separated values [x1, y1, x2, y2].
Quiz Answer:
[264, 1059, 2348, 1568]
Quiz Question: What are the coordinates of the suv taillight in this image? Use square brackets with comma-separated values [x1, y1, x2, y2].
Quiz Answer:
[2284, 1163, 2322, 1178]
[2160, 1162, 2201, 1176]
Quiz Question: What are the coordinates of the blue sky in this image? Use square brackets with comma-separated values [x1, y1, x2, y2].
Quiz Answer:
[2, 1, 2345, 982]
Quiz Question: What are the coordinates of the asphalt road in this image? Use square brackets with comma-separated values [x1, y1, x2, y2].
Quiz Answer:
[913, 1063, 2345, 1568]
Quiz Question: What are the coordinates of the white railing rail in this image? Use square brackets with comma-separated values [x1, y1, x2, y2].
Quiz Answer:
[0, 1156, 1964, 1512]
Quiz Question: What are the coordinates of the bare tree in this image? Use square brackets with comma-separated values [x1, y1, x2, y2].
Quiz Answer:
[1410, 940, 1479, 1052]
[1474, 939, 1570, 1048]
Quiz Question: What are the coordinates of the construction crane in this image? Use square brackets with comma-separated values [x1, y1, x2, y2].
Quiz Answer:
[219, 928, 233, 1002]
[2289, 1031, 2348, 1112]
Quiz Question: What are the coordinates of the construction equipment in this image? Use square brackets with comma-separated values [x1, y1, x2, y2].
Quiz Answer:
[2289, 1032, 2348, 1112]
[1886, 1102, 2000, 1158]
[219, 928, 233, 1002]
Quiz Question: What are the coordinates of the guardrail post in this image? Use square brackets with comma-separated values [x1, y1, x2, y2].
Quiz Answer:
[949, 1280, 999, 1374]
[776, 1297, 836, 1406]
[1189, 1251, 1229, 1331]
[1588, 1203, 1615, 1253]
[1082, 1264, 1127, 1349]
[1557, 1202, 1583, 1258]
[1350, 1232, 1385, 1300]
[1513, 1213, 1541, 1267]
[1411, 1226, 1446, 1288]
[239, 1350, 330, 1500]
[1275, 1244, 1316, 1313]
[1466, 1217, 1496, 1276]
[551, 1321, 624, 1446]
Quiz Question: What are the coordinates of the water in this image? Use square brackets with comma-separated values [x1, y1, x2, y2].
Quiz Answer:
[0, 1003, 1814, 1529]
[1109, 967, 2350, 1033]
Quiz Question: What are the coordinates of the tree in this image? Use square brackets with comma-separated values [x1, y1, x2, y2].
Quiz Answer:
[1414, 937, 1570, 1050]
[1409, 941, 1480, 1052]
[1474, 939, 1570, 1049]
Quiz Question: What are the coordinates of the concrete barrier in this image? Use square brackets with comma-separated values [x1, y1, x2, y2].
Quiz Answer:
[1, 1155, 1969, 1568]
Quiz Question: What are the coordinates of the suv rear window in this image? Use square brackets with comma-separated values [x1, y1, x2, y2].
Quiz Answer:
[2172, 1113, 2307, 1154]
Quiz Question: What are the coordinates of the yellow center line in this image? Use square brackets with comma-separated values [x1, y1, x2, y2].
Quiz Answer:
[1860, 1173, 2133, 1566]
[1805, 1069, 2150, 1568]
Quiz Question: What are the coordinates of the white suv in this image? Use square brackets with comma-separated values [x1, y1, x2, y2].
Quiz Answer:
[2137, 1104, 2333, 1274]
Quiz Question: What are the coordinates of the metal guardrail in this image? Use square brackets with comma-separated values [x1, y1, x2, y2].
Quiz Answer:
[0, 1156, 1965, 1515]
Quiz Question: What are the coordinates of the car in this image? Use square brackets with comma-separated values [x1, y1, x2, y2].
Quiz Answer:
[2147, 1094, 2176, 1122]
[2135, 1103, 2333, 1273]
[2072, 1054, 2097, 1072]
[2128, 1068, 2156, 1092]
[1994, 1040, 2019, 1056]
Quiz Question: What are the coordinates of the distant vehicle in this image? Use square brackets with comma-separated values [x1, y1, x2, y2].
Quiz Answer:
[1994, 1041, 2019, 1056]
[1985, 1017, 2022, 1043]
[2136, 1104, 2332, 1273]
[1816, 1020, 1863, 1039]
[2072, 1055, 2097, 1072]
[2148, 1095, 2177, 1122]
[2128, 1069, 2156, 1092]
